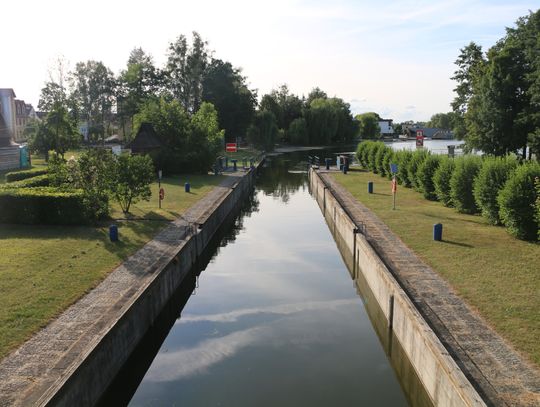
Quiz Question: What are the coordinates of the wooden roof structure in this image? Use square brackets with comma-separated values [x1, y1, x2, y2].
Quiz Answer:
[126, 123, 162, 154]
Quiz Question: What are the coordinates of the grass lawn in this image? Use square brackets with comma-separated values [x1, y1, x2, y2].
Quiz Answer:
[0, 173, 223, 360]
[333, 169, 540, 367]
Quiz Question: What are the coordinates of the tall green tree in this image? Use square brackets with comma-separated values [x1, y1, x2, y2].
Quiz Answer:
[247, 110, 278, 151]
[166, 32, 209, 113]
[202, 59, 256, 142]
[112, 154, 154, 214]
[356, 112, 381, 139]
[70, 60, 116, 141]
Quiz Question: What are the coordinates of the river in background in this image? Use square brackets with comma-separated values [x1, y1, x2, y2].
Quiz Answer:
[100, 150, 428, 407]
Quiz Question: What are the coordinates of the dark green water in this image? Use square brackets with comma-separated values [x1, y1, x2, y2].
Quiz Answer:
[102, 151, 416, 406]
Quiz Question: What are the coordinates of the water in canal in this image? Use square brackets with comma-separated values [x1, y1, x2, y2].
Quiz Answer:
[101, 151, 422, 406]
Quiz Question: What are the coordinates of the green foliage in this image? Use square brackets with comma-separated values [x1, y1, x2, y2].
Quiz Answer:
[375, 145, 392, 177]
[247, 110, 278, 151]
[433, 157, 456, 206]
[2, 174, 49, 189]
[382, 148, 395, 180]
[134, 99, 223, 173]
[450, 156, 483, 214]
[202, 59, 256, 141]
[406, 149, 429, 191]
[0, 187, 87, 225]
[417, 155, 441, 200]
[356, 112, 381, 139]
[498, 162, 540, 240]
[395, 150, 413, 187]
[355, 141, 372, 168]
[428, 112, 459, 130]
[473, 156, 518, 224]
[535, 177, 540, 240]
[111, 154, 154, 214]
[368, 142, 385, 173]
[288, 118, 309, 145]
[5, 168, 48, 183]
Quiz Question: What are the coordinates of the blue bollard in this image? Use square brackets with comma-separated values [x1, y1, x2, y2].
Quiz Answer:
[368, 181, 373, 194]
[185, 182, 190, 193]
[325, 158, 331, 170]
[433, 223, 443, 241]
[231, 159, 238, 171]
[109, 225, 118, 242]
[343, 165, 348, 174]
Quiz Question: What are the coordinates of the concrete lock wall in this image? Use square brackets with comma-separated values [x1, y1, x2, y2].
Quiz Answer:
[309, 169, 486, 407]
[40, 167, 258, 407]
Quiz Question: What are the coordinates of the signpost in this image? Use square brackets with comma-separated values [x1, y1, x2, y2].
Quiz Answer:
[416, 130, 424, 148]
[159, 187, 165, 208]
[226, 143, 237, 153]
[390, 163, 398, 210]
[158, 170, 163, 209]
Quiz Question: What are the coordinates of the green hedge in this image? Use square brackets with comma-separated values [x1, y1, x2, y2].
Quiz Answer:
[407, 150, 429, 191]
[368, 142, 385, 173]
[395, 150, 413, 187]
[0, 187, 88, 225]
[382, 148, 395, 180]
[356, 142, 371, 168]
[498, 162, 540, 241]
[473, 157, 517, 225]
[450, 156, 483, 214]
[5, 168, 48, 182]
[1, 174, 50, 189]
[433, 157, 455, 207]
[417, 155, 441, 200]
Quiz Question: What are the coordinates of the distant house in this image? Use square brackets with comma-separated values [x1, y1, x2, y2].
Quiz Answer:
[377, 119, 394, 138]
[126, 123, 162, 154]
[14, 100, 39, 142]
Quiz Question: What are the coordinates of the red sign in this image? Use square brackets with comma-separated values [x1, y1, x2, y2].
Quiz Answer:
[159, 188, 165, 200]
[226, 143, 237, 152]
[416, 130, 424, 147]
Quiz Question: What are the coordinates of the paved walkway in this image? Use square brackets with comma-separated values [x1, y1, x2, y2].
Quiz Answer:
[0, 173, 243, 407]
[320, 170, 540, 407]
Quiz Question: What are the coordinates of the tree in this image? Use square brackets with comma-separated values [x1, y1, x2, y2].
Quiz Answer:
[70, 60, 116, 141]
[38, 56, 70, 112]
[306, 87, 327, 106]
[189, 102, 225, 172]
[428, 112, 458, 130]
[451, 42, 485, 140]
[165, 32, 209, 113]
[118, 47, 162, 139]
[112, 154, 154, 214]
[202, 59, 256, 142]
[29, 103, 80, 161]
[247, 110, 278, 151]
[288, 117, 308, 145]
[356, 112, 381, 139]
[304, 98, 338, 145]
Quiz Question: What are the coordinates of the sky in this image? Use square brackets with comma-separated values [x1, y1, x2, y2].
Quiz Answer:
[1, 0, 538, 122]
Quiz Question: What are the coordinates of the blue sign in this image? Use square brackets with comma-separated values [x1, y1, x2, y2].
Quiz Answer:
[390, 163, 398, 174]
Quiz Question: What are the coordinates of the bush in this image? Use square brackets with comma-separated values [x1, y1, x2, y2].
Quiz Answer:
[382, 148, 396, 180]
[368, 142, 385, 173]
[288, 118, 309, 145]
[473, 156, 517, 225]
[450, 156, 483, 214]
[0, 187, 88, 225]
[5, 168, 48, 182]
[1, 174, 49, 189]
[536, 177, 540, 241]
[375, 145, 392, 177]
[356, 141, 372, 168]
[498, 162, 540, 241]
[406, 149, 429, 191]
[433, 157, 456, 206]
[395, 150, 413, 187]
[417, 155, 442, 200]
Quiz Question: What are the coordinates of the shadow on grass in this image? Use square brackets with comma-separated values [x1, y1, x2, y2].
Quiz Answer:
[441, 239, 474, 248]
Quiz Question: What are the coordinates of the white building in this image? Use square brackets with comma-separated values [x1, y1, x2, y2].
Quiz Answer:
[378, 119, 394, 137]
[0, 88, 16, 137]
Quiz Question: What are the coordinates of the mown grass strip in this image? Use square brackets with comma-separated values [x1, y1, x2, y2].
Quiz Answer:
[0, 174, 223, 360]
[332, 169, 540, 367]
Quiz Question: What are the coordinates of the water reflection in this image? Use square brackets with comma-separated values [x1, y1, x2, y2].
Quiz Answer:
[102, 150, 411, 407]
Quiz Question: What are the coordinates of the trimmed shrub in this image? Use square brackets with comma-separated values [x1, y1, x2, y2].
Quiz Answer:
[406, 149, 429, 191]
[433, 157, 456, 206]
[395, 150, 413, 186]
[0, 187, 88, 225]
[473, 156, 517, 225]
[450, 156, 483, 214]
[5, 168, 48, 182]
[382, 148, 396, 180]
[1, 174, 50, 189]
[498, 162, 540, 241]
[368, 142, 385, 173]
[417, 155, 442, 200]
[356, 141, 371, 168]
[535, 177, 540, 240]
[375, 145, 392, 177]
